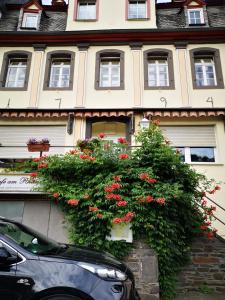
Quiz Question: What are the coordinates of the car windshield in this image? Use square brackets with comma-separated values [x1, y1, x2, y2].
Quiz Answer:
[0, 221, 64, 255]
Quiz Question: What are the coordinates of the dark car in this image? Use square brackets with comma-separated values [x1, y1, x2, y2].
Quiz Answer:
[0, 217, 140, 300]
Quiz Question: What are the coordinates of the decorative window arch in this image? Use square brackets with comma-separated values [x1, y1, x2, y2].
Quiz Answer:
[43, 50, 75, 90]
[0, 50, 32, 91]
[190, 47, 224, 89]
[95, 50, 125, 90]
[144, 49, 175, 90]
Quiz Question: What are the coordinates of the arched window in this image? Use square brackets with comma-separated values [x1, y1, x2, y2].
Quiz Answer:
[43, 51, 75, 90]
[0, 51, 32, 90]
[95, 50, 125, 90]
[190, 48, 224, 89]
[144, 49, 175, 89]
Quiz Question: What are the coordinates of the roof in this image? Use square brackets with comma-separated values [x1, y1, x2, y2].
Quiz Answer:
[0, 2, 224, 32]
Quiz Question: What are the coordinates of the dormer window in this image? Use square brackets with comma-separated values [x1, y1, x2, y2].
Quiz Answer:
[22, 13, 39, 29]
[188, 8, 204, 25]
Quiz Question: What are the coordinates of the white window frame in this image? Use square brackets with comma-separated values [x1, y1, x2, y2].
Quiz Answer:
[5, 58, 27, 88]
[77, 1, 96, 20]
[176, 147, 217, 164]
[22, 13, 39, 29]
[128, 0, 147, 19]
[148, 59, 169, 87]
[188, 8, 204, 25]
[99, 60, 120, 88]
[194, 58, 217, 86]
[49, 60, 71, 88]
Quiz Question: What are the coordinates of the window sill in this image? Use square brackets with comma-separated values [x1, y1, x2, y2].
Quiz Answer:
[193, 85, 224, 90]
[144, 86, 175, 90]
[20, 27, 38, 30]
[190, 163, 223, 166]
[0, 87, 28, 91]
[127, 18, 150, 21]
[75, 19, 97, 22]
[95, 86, 125, 91]
[43, 87, 73, 91]
[188, 23, 206, 26]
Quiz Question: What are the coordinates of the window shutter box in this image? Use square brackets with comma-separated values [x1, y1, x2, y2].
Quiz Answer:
[160, 126, 216, 147]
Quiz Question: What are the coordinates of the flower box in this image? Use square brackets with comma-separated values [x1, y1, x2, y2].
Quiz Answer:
[27, 143, 50, 152]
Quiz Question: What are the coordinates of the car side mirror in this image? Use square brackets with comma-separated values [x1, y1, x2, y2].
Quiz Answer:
[0, 247, 18, 265]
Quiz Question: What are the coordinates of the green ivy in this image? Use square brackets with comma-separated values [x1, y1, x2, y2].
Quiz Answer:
[24, 122, 218, 300]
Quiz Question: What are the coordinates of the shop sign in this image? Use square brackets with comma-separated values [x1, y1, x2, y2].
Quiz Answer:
[0, 174, 36, 192]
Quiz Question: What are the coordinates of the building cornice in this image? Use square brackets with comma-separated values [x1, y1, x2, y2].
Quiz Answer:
[0, 28, 225, 46]
[0, 108, 225, 119]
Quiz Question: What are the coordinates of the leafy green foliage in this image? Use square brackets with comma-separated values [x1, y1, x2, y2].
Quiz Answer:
[25, 122, 218, 300]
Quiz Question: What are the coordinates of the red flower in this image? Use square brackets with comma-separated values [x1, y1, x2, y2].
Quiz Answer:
[106, 194, 122, 201]
[38, 162, 48, 169]
[201, 199, 207, 207]
[200, 225, 208, 231]
[146, 195, 154, 203]
[89, 206, 99, 212]
[126, 212, 135, 218]
[96, 213, 103, 219]
[201, 191, 206, 197]
[69, 149, 78, 155]
[98, 133, 106, 139]
[30, 172, 38, 177]
[67, 199, 79, 206]
[215, 185, 221, 191]
[112, 175, 121, 181]
[105, 186, 114, 193]
[139, 173, 149, 180]
[153, 119, 160, 126]
[209, 189, 216, 194]
[121, 212, 135, 222]
[147, 178, 157, 184]
[111, 183, 121, 189]
[117, 201, 127, 207]
[117, 137, 127, 144]
[80, 154, 95, 161]
[112, 218, 122, 224]
[52, 193, 59, 199]
[156, 198, 166, 205]
[33, 157, 41, 162]
[207, 232, 214, 239]
[118, 153, 129, 160]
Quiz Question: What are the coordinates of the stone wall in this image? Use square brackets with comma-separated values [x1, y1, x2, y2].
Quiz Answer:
[124, 241, 159, 300]
[177, 236, 225, 294]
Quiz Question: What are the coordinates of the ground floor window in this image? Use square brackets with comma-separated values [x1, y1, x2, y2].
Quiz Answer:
[175, 147, 216, 163]
[161, 125, 217, 164]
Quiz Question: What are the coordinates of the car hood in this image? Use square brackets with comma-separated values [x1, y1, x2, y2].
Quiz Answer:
[42, 245, 128, 273]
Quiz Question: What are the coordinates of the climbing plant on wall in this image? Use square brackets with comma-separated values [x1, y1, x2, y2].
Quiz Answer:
[26, 121, 219, 300]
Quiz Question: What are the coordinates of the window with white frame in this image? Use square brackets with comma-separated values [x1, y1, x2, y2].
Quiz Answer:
[148, 57, 169, 87]
[5, 58, 27, 88]
[188, 8, 204, 25]
[175, 147, 216, 163]
[49, 58, 71, 88]
[77, 0, 96, 20]
[194, 57, 217, 87]
[100, 59, 120, 88]
[22, 13, 38, 28]
[128, 0, 147, 19]
[161, 126, 217, 164]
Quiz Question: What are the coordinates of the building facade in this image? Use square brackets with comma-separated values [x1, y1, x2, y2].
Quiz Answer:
[0, 0, 225, 240]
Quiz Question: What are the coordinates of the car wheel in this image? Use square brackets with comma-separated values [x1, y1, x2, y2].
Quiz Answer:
[40, 295, 82, 300]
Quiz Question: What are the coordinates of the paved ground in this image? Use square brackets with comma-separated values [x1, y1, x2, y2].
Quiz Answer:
[175, 292, 225, 300]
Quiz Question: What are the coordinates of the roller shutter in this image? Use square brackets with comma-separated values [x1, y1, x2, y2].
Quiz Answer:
[0, 125, 66, 158]
[160, 126, 216, 147]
